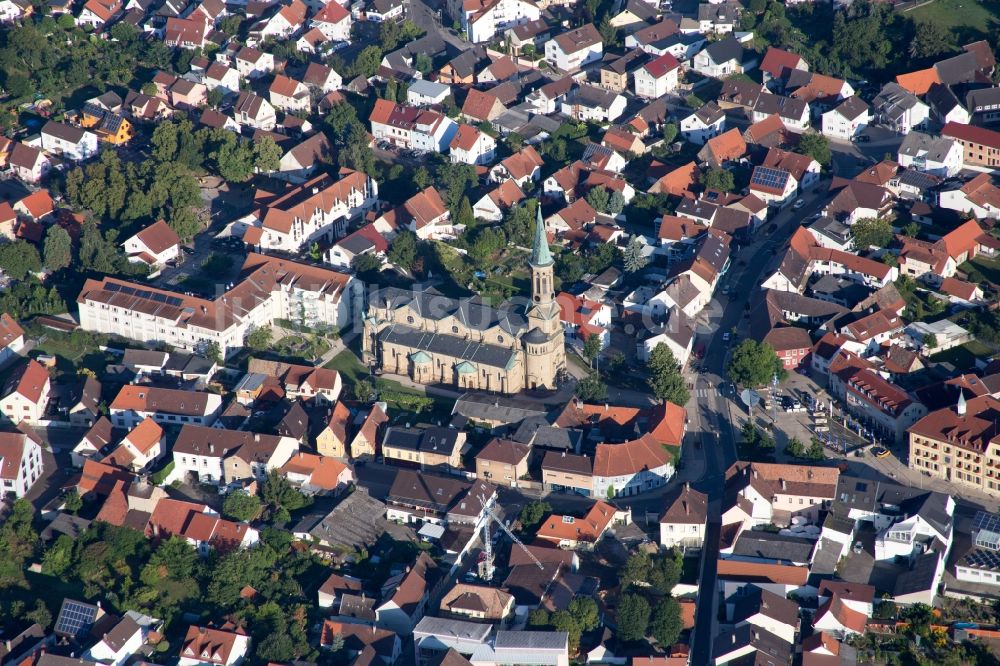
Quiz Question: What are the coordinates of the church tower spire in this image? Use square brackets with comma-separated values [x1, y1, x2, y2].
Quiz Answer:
[530, 206, 554, 307]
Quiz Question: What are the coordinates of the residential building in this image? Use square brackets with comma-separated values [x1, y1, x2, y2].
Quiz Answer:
[281, 452, 353, 495]
[109, 385, 223, 429]
[178, 625, 251, 666]
[122, 219, 181, 273]
[872, 83, 929, 134]
[544, 23, 602, 72]
[821, 97, 869, 141]
[680, 102, 725, 145]
[463, 0, 539, 43]
[78, 253, 358, 358]
[633, 53, 680, 99]
[269, 75, 310, 114]
[450, 124, 496, 165]
[0, 359, 50, 424]
[692, 35, 743, 77]
[171, 424, 298, 485]
[897, 131, 963, 176]
[148, 500, 259, 555]
[942, 121, 1000, 168]
[536, 500, 625, 549]
[233, 92, 276, 131]
[369, 99, 458, 152]
[475, 437, 531, 487]
[382, 425, 464, 471]
[39, 122, 99, 162]
[659, 483, 708, 549]
[593, 430, 679, 498]
[439, 584, 515, 622]
[0, 428, 43, 498]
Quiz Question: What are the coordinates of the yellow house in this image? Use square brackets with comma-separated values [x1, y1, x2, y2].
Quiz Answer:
[475, 438, 531, 487]
[382, 425, 464, 471]
[316, 401, 352, 458]
[81, 106, 134, 145]
[348, 403, 387, 459]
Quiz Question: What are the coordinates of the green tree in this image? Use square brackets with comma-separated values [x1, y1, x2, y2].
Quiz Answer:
[455, 196, 475, 229]
[851, 217, 893, 250]
[0, 240, 42, 280]
[662, 122, 678, 144]
[551, 610, 582, 652]
[922, 333, 938, 350]
[910, 20, 954, 60]
[786, 437, 805, 457]
[355, 45, 384, 78]
[576, 373, 607, 402]
[25, 600, 51, 629]
[41, 534, 75, 577]
[650, 597, 683, 647]
[568, 597, 599, 632]
[795, 133, 831, 166]
[582, 334, 602, 367]
[205, 341, 222, 364]
[616, 594, 651, 642]
[701, 167, 735, 192]
[620, 551, 651, 589]
[339, 121, 376, 175]
[649, 550, 683, 593]
[585, 186, 610, 213]
[222, 491, 262, 522]
[207, 87, 224, 108]
[647, 344, 690, 405]
[214, 138, 255, 182]
[519, 501, 551, 530]
[352, 379, 376, 402]
[246, 326, 273, 351]
[351, 253, 383, 274]
[254, 136, 282, 173]
[805, 438, 824, 460]
[43, 225, 72, 271]
[387, 230, 418, 270]
[262, 469, 311, 520]
[623, 236, 649, 273]
[528, 608, 551, 627]
[414, 52, 433, 75]
[727, 339, 786, 387]
[62, 488, 83, 514]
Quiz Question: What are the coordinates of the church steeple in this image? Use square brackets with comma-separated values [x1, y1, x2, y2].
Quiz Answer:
[530, 205, 553, 268]
[529, 205, 554, 307]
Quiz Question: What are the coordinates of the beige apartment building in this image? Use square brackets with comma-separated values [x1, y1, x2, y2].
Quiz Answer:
[382, 426, 465, 471]
[908, 393, 1000, 492]
[475, 438, 531, 487]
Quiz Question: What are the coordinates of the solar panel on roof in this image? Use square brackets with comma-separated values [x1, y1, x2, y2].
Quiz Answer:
[55, 599, 99, 638]
[750, 166, 790, 190]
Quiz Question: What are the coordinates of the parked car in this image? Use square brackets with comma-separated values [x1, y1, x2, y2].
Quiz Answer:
[872, 446, 890, 458]
[793, 199, 805, 210]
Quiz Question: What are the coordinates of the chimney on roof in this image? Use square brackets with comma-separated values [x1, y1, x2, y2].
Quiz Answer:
[209, 443, 214, 453]
[780, 478, 786, 490]
[958, 390, 967, 416]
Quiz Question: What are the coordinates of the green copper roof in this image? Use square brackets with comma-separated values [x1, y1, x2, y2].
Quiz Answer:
[409, 351, 431, 363]
[530, 204, 553, 267]
[455, 360, 476, 374]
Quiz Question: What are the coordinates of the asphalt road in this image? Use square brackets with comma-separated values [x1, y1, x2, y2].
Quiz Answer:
[687, 184, 830, 666]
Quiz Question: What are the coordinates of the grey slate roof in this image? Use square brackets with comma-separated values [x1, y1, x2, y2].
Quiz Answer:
[370, 286, 528, 334]
[897, 130, 957, 162]
[452, 392, 547, 425]
[731, 531, 817, 564]
[702, 35, 743, 66]
[379, 325, 517, 370]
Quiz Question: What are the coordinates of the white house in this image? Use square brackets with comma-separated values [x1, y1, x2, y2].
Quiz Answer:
[114, 417, 166, 471]
[0, 0, 28, 23]
[234, 47, 274, 79]
[752, 93, 810, 131]
[659, 483, 707, 549]
[233, 91, 276, 131]
[592, 432, 678, 498]
[692, 36, 743, 77]
[897, 131, 963, 177]
[821, 96, 869, 141]
[369, 99, 458, 152]
[0, 313, 24, 367]
[562, 85, 626, 123]
[171, 424, 299, 485]
[203, 62, 240, 94]
[0, 429, 43, 498]
[178, 626, 251, 666]
[39, 122, 98, 162]
[309, 0, 351, 40]
[407, 80, 451, 107]
[545, 23, 602, 72]
[0, 360, 50, 425]
[122, 219, 181, 273]
[269, 75, 311, 114]
[109, 385, 223, 429]
[633, 52, 680, 100]
[8, 143, 50, 184]
[449, 124, 496, 165]
[680, 102, 725, 145]
[85, 613, 160, 666]
[872, 82, 929, 135]
[464, 0, 540, 44]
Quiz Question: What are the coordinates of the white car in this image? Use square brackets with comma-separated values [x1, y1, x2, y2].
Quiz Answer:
[793, 199, 806, 210]
[722, 332, 731, 342]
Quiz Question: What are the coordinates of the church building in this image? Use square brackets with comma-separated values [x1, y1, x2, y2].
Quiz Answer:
[362, 209, 565, 393]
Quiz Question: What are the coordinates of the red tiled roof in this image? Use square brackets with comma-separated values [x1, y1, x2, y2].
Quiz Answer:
[760, 46, 803, 79]
[537, 500, 617, 543]
[134, 219, 180, 255]
[896, 68, 941, 95]
[593, 433, 674, 477]
[943, 121, 1000, 150]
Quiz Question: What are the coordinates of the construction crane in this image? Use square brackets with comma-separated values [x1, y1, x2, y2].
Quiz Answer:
[478, 496, 544, 582]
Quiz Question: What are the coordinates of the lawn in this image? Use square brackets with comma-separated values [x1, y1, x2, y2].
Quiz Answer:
[929, 339, 995, 370]
[904, 0, 1000, 40]
[961, 254, 1000, 287]
[324, 350, 455, 417]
